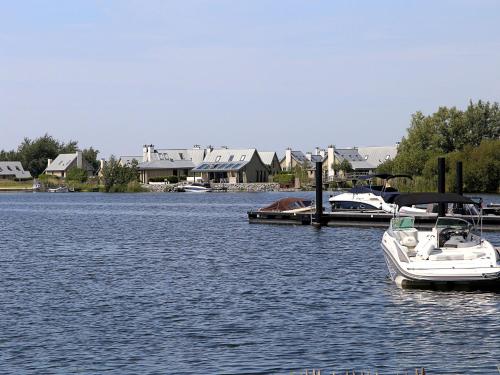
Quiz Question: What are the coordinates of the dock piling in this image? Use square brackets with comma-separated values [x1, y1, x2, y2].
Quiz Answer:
[313, 161, 323, 227]
[438, 157, 446, 216]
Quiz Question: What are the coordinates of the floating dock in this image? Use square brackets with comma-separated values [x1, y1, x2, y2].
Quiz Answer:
[247, 210, 500, 231]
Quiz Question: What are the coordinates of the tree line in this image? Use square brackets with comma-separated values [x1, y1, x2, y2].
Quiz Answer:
[378, 100, 500, 193]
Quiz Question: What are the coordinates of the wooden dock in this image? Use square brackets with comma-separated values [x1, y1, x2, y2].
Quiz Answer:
[247, 210, 500, 231]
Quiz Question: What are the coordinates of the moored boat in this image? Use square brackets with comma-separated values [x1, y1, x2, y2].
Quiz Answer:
[381, 193, 500, 290]
[181, 183, 212, 193]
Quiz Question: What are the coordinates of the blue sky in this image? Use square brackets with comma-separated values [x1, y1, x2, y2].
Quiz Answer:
[1, 0, 499, 157]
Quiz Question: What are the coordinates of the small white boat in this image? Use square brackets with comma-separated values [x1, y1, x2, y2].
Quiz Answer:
[182, 183, 212, 193]
[47, 186, 69, 193]
[381, 193, 500, 290]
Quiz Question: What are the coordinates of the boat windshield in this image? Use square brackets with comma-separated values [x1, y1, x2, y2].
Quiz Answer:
[390, 216, 415, 230]
[435, 217, 472, 231]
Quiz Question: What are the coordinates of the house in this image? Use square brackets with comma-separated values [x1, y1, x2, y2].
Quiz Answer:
[137, 145, 206, 183]
[45, 151, 94, 178]
[322, 145, 398, 180]
[280, 148, 325, 181]
[191, 148, 269, 183]
[0, 161, 32, 180]
[257, 151, 281, 175]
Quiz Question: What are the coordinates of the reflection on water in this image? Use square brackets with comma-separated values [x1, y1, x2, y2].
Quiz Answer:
[0, 192, 498, 374]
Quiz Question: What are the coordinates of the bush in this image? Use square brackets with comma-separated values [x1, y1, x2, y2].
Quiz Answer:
[166, 176, 178, 183]
[66, 167, 88, 183]
[272, 173, 294, 185]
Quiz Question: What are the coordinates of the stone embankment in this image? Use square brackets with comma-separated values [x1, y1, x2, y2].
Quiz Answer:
[142, 182, 283, 193]
[211, 183, 280, 192]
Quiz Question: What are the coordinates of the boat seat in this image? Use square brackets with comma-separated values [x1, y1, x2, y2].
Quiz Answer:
[428, 253, 465, 261]
[396, 228, 418, 248]
[415, 234, 436, 260]
[401, 236, 418, 248]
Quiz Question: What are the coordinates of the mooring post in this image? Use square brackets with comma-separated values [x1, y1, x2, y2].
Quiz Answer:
[438, 157, 446, 216]
[313, 161, 323, 227]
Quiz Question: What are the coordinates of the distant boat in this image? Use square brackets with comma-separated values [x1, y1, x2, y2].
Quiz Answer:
[47, 186, 69, 193]
[32, 182, 41, 191]
[182, 183, 212, 193]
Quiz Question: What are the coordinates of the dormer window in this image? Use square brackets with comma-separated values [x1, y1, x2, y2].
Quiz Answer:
[240, 155, 246, 161]
[215, 155, 221, 162]
[7, 166, 12, 171]
[228, 155, 234, 162]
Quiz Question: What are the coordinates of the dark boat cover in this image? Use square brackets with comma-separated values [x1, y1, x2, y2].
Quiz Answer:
[394, 193, 476, 207]
[259, 197, 313, 212]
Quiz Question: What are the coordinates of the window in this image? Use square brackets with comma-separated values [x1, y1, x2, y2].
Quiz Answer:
[385, 155, 390, 160]
[215, 155, 221, 162]
[7, 166, 12, 171]
[179, 153, 184, 160]
[228, 155, 234, 162]
[15, 166, 21, 171]
[240, 155, 246, 161]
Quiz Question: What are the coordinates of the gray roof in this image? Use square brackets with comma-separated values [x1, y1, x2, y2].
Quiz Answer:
[204, 148, 257, 163]
[357, 146, 398, 168]
[257, 151, 278, 166]
[138, 160, 195, 170]
[334, 148, 373, 170]
[119, 156, 143, 166]
[0, 161, 32, 179]
[153, 148, 206, 165]
[45, 153, 77, 172]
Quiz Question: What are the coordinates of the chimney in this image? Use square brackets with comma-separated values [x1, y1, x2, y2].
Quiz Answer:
[76, 150, 83, 169]
[327, 145, 335, 178]
[205, 145, 213, 156]
[285, 147, 292, 171]
[305, 152, 312, 161]
[315, 147, 320, 156]
[143, 145, 148, 161]
[147, 144, 155, 162]
[319, 149, 326, 158]
[99, 158, 105, 171]
[193, 144, 201, 149]
[47, 158, 53, 167]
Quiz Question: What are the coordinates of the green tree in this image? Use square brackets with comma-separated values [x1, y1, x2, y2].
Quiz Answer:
[101, 156, 140, 192]
[339, 159, 353, 175]
[82, 147, 100, 174]
[66, 167, 88, 183]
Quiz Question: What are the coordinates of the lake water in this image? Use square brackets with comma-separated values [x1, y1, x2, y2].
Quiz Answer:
[0, 192, 499, 374]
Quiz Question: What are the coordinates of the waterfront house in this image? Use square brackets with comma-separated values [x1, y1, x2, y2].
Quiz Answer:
[0, 161, 32, 180]
[191, 148, 269, 183]
[257, 151, 281, 176]
[322, 145, 398, 180]
[45, 151, 94, 178]
[137, 145, 206, 183]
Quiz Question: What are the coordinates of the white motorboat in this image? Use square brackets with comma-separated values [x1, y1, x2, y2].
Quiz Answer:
[329, 174, 427, 215]
[47, 186, 69, 193]
[182, 183, 212, 193]
[381, 193, 500, 290]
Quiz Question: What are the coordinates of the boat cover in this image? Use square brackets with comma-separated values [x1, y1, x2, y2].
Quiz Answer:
[259, 197, 313, 212]
[394, 193, 476, 207]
